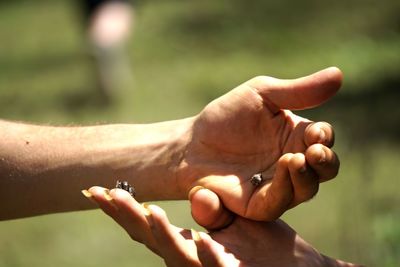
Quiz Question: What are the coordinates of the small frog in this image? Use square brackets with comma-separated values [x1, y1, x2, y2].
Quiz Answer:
[116, 180, 136, 197]
[250, 173, 263, 187]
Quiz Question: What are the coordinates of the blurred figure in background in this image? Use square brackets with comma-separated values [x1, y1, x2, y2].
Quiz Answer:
[81, 0, 134, 102]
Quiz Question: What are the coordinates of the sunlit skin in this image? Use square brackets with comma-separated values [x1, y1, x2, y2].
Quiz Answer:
[85, 187, 361, 267]
[179, 67, 341, 224]
[0, 67, 340, 223]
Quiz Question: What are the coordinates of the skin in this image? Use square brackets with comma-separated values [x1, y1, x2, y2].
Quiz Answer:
[85, 186, 362, 267]
[184, 67, 341, 223]
[0, 67, 341, 221]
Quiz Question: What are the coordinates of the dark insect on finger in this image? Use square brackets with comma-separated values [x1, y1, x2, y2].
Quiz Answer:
[250, 173, 263, 187]
[116, 180, 136, 197]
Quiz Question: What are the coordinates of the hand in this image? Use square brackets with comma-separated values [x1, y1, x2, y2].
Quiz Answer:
[179, 67, 342, 223]
[84, 187, 359, 267]
[0, 67, 340, 221]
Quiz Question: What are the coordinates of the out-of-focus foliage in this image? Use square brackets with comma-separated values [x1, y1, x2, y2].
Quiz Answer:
[0, 0, 399, 266]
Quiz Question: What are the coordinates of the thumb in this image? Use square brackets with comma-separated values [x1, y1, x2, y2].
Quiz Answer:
[247, 67, 343, 112]
[189, 186, 234, 230]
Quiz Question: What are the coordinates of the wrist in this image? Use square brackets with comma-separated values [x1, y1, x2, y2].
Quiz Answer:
[83, 117, 196, 202]
[123, 117, 195, 201]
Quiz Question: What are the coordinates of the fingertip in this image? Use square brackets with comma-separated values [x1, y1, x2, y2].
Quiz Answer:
[88, 186, 106, 195]
[325, 66, 343, 88]
[278, 153, 294, 166]
[250, 67, 343, 111]
[191, 228, 201, 242]
[188, 185, 206, 201]
[146, 204, 167, 220]
[290, 153, 315, 179]
[298, 67, 343, 109]
[81, 189, 92, 197]
[190, 187, 233, 230]
[143, 204, 170, 232]
[109, 188, 133, 203]
[88, 187, 113, 203]
[315, 66, 343, 95]
[305, 144, 327, 165]
[306, 144, 340, 182]
[288, 153, 319, 205]
[192, 229, 214, 255]
[86, 187, 120, 216]
[305, 122, 335, 147]
[289, 153, 306, 172]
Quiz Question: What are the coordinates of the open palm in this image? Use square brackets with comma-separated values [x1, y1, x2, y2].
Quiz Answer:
[180, 67, 342, 222]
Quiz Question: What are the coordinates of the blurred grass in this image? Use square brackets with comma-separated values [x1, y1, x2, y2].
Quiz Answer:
[0, 0, 399, 266]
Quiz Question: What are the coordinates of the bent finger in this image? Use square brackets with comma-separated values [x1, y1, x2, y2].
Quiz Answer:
[189, 186, 234, 230]
[246, 154, 294, 221]
[306, 144, 340, 182]
[287, 153, 319, 206]
[304, 121, 335, 148]
[87, 186, 119, 217]
[145, 204, 199, 266]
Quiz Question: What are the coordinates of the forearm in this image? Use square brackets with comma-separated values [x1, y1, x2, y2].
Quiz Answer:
[0, 119, 193, 220]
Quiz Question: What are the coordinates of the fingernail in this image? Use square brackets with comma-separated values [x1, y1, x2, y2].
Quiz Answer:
[318, 149, 327, 164]
[188, 185, 207, 201]
[81, 189, 93, 198]
[103, 189, 119, 209]
[191, 228, 201, 242]
[318, 129, 326, 144]
[142, 203, 154, 227]
[103, 189, 113, 201]
[142, 203, 151, 216]
[81, 189, 96, 204]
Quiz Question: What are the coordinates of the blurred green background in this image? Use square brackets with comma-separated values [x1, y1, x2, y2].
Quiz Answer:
[0, 0, 399, 266]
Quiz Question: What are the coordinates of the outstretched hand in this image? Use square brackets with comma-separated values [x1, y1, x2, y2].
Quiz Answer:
[179, 67, 342, 225]
[84, 187, 358, 267]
